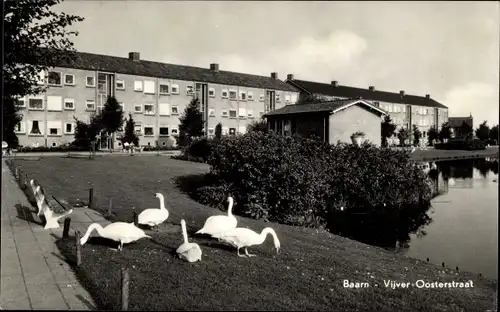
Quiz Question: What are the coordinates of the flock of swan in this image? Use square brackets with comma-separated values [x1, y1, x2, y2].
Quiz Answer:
[29, 180, 280, 263]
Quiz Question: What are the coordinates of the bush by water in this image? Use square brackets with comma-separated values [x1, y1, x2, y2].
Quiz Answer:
[193, 132, 433, 247]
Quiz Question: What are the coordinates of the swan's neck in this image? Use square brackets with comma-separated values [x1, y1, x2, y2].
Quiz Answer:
[82, 223, 104, 244]
[227, 199, 234, 216]
[260, 228, 277, 245]
[158, 196, 166, 210]
[181, 223, 188, 244]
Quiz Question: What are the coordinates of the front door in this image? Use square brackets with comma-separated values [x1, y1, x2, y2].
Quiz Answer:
[97, 73, 115, 149]
[265, 90, 276, 112]
[195, 82, 209, 137]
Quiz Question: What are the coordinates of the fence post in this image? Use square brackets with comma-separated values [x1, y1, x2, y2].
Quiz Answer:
[121, 267, 130, 310]
[88, 188, 94, 209]
[107, 198, 113, 217]
[75, 230, 82, 267]
[63, 218, 71, 238]
[132, 207, 138, 226]
[14, 166, 19, 179]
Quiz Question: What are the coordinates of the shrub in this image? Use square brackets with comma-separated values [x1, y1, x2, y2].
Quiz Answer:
[200, 131, 433, 245]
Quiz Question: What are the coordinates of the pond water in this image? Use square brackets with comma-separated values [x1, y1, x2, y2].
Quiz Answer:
[402, 157, 498, 279]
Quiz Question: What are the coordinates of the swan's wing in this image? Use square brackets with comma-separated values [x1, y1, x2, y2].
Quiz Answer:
[198, 216, 232, 234]
[137, 209, 163, 223]
[219, 228, 256, 246]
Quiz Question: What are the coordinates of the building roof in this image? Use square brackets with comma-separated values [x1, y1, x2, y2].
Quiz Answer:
[264, 99, 387, 117]
[28, 49, 298, 92]
[286, 79, 448, 109]
[448, 116, 473, 128]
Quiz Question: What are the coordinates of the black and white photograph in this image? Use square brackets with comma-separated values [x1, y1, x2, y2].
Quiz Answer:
[1, 0, 498, 311]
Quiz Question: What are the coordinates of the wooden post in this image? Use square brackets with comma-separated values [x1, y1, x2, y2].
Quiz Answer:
[121, 267, 130, 310]
[75, 230, 82, 267]
[88, 188, 94, 209]
[63, 218, 71, 238]
[107, 198, 113, 217]
[14, 166, 19, 179]
[132, 207, 138, 226]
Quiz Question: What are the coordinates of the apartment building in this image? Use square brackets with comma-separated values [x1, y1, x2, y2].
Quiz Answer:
[14, 51, 300, 148]
[285, 76, 449, 145]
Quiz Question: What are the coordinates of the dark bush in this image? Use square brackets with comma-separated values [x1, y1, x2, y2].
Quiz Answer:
[15, 144, 88, 153]
[142, 145, 179, 152]
[199, 131, 433, 245]
[435, 139, 486, 150]
[171, 138, 216, 163]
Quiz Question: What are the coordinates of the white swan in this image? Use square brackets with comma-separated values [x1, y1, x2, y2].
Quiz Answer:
[176, 219, 202, 262]
[448, 178, 456, 186]
[196, 196, 237, 239]
[35, 192, 73, 230]
[80, 222, 151, 251]
[218, 227, 281, 257]
[29, 179, 44, 216]
[137, 193, 169, 231]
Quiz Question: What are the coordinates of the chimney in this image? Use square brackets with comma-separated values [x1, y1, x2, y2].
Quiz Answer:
[210, 63, 219, 72]
[369, 86, 375, 91]
[286, 74, 294, 80]
[128, 52, 140, 61]
[331, 81, 338, 87]
[400, 90, 405, 97]
[425, 94, 430, 99]
[270, 72, 278, 79]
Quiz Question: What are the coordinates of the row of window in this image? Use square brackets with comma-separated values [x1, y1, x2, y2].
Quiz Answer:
[380, 103, 443, 116]
[41, 71, 297, 103]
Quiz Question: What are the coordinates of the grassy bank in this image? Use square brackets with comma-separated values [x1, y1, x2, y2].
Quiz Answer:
[12, 157, 497, 311]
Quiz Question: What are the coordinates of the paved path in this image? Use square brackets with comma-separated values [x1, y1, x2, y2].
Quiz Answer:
[5, 150, 181, 158]
[1, 160, 111, 310]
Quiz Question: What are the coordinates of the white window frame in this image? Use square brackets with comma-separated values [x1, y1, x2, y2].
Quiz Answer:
[221, 109, 229, 117]
[86, 75, 96, 87]
[186, 85, 194, 96]
[116, 80, 125, 90]
[47, 71, 62, 86]
[170, 128, 179, 136]
[171, 84, 179, 94]
[238, 126, 246, 134]
[28, 120, 44, 136]
[159, 126, 169, 137]
[238, 108, 247, 118]
[64, 73, 75, 86]
[144, 80, 155, 94]
[229, 109, 237, 118]
[85, 100, 96, 111]
[64, 98, 75, 110]
[15, 97, 26, 108]
[47, 121, 62, 136]
[159, 83, 170, 95]
[134, 104, 143, 114]
[221, 89, 229, 99]
[229, 89, 237, 100]
[47, 95, 62, 112]
[208, 108, 216, 117]
[118, 102, 124, 111]
[171, 105, 179, 115]
[143, 125, 155, 137]
[64, 122, 75, 135]
[290, 93, 298, 104]
[37, 70, 46, 85]
[208, 128, 215, 136]
[14, 121, 26, 134]
[208, 87, 216, 98]
[28, 96, 44, 111]
[284, 94, 291, 104]
[239, 90, 247, 101]
[248, 91, 254, 101]
[159, 103, 170, 116]
[134, 80, 143, 92]
[247, 109, 254, 118]
[222, 127, 229, 135]
[259, 94, 265, 102]
[275, 93, 281, 102]
[134, 124, 143, 136]
[144, 104, 155, 115]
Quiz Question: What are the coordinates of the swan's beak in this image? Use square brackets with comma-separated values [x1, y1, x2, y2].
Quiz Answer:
[276, 247, 280, 254]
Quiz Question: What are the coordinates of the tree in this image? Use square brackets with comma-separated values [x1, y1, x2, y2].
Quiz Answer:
[438, 122, 452, 142]
[397, 127, 410, 146]
[489, 125, 498, 142]
[3, 0, 84, 147]
[412, 124, 422, 147]
[459, 121, 473, 139]
[427, 126, 438, 146]
[214, 123, 223, 140]
[475, 121, 490, 142]
[72, 114, 103, 149]
[381, 115, 397, 147]
[120, 114, 139, 146]
[247, 119, 268, 133]
[178, 98, 204, 146]
[296, 94, 328, 105]
[101, 96, 125, 149]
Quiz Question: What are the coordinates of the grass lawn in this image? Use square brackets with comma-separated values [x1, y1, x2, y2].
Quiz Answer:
[12, 156, 497, 311]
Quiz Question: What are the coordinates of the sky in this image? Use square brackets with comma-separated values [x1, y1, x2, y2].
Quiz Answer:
[55, 0, 499, 126]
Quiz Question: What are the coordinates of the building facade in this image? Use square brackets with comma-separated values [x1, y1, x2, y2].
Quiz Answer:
[15, 51, 300, 148]
[265, 99, 386, 146]
[285, 76, 449, 146]
[448, 116, 474, 139]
